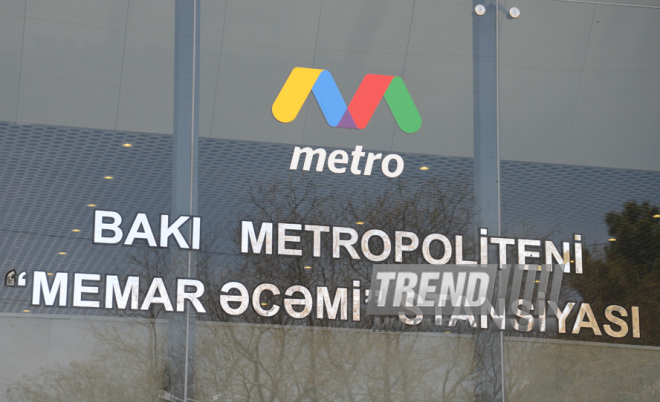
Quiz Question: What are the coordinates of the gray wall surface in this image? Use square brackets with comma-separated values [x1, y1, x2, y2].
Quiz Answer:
[1, 0, 658, 170]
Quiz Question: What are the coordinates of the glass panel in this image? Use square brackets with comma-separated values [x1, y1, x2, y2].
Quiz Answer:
[500, 0, 660, 399]
[199, 0, 476, 158]
[505, 339, 660, 401]
[0, 1, 194, 400]
[194, 0, 494, 400]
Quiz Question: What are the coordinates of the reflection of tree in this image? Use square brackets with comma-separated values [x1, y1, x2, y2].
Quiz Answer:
[193, 323, 478, 401]
[190, 172, 481, 400]
[6, 245, 176, 401]
[502, 201, 660, 401]
[570, 201, 660, 345]
[5, 318, 168, 401]
[10, 182, 660, 401]
[6, 171, 488, 401]
[505, 338, 660, 401]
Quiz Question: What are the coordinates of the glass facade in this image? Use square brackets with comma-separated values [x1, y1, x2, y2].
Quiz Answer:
[1, 0, 659, 400]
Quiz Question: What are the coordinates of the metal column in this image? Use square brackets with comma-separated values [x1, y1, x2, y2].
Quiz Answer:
[168, 0, 200, 400]
[473, 1, 504, 401]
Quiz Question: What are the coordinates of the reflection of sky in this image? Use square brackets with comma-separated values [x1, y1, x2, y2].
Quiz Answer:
[1, 121, 659, 314]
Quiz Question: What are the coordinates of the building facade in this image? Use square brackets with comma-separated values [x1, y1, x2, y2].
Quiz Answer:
[1, 0, 660, 400]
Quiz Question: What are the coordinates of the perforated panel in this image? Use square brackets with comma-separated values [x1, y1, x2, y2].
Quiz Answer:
[1, 121, 659, 315]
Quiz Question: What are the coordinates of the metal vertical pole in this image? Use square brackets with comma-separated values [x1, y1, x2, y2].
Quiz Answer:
[170, 0, 199, 400]
[473, 1, 503, 401]
[474, 2, 499, 234]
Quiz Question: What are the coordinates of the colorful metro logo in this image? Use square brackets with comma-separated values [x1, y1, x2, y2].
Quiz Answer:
[272, 67, 422, 134]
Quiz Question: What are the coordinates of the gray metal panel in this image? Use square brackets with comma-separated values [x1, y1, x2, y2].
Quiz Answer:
[0, 0, 25, 123]
[499, 0, 594, 165]
[116, 0, 175, 135]
[206, 0, 322, 144]
[16, 0, 128, 129]
[392, 0, 475, 157]
[499, 0, 660, 171]
[202, 0, 476, 158]
[566, 5, 660, 170]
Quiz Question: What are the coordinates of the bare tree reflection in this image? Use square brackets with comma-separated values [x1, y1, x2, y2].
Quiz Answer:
[186, 172, 482, 400]
[0, 172, 544, 401]
[8, 177, 660, 401]
[7, 171, 484, 401]
[7, 181, 660, 401]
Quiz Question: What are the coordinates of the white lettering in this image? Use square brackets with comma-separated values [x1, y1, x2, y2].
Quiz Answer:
[361, 229, 391, 262]
[140, 278, 173, 311]
[333, 227, 360, 259]
[350, 145, 366, 175]
[518, 239, 541, 264]
[73, 273, 100, 308]
[572, 303, 602, 335]
[284, 285, 313, 319]
[304, 225, 329, 257]
[176, 279, 206, 313]
[422, 234, 452, 264]
[105, 276, 139, 310]
[124, 213, 157, 247]
[328, 150, 349, 173]
[395, 231, 419, 262]
[381, 154, 404, 178]
[32, 272, 68, 306]
[93, 210, 123, 244]
[278, 223, 302, 256]
[160, 214, 190, 249]
[219, 282, 249, 315]
[252, 284, 280, 317]
[364, 153, 382, 176]
[316, 287, 347, 320]
[241, 221, 273, 254]
[290, 147, 326, 171]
